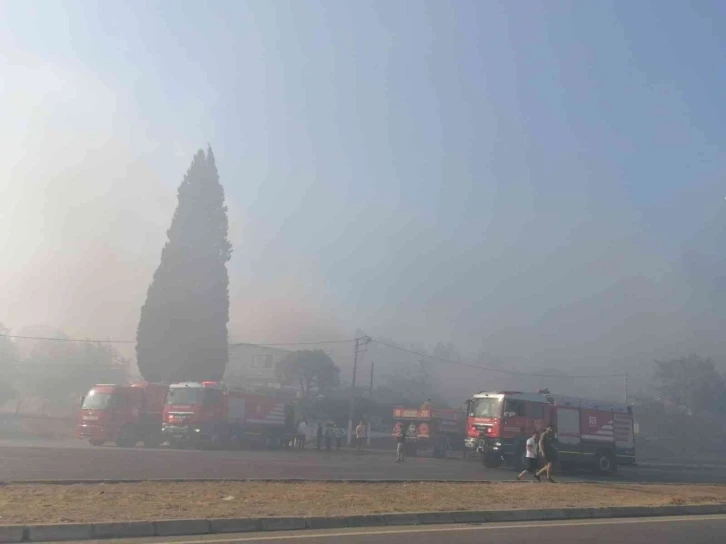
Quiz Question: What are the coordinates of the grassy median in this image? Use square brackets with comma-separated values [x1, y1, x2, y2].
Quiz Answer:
[1, 481, 725, 524]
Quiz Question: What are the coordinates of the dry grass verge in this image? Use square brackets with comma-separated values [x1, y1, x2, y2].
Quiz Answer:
[1, 481, 726, 524]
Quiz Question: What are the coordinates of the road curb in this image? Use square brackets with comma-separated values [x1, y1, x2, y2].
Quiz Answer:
[0, 525, 25, 544]
[2, 478, 503, 485]
[8, 478, 722, 486]
[3, 503, 726, 542]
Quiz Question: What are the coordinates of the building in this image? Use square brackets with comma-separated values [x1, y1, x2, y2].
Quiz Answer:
[225, 343, 291, 390]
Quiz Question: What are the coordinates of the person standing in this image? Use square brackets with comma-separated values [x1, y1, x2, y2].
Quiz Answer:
[316, 422, 323, 450]
[296, 419, 307, 449]
[355, 420, 367, 453]
[324, 421, 334, 451]
[395, 427, 406, 462]
[536, 426, 558, 482]
[517, 431, 541, 481]
[334, 423, 345, 450]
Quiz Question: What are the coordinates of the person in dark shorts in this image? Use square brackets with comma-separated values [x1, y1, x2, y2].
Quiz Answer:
[517, 431, 541, 481]
[536, 426, 558, 482]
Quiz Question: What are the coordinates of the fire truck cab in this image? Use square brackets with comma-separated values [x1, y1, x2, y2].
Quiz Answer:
[77, 382, 167, 447]
[466, 390, 635, 474]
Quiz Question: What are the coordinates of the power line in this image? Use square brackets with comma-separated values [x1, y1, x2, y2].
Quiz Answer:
[5, 363, 125, 369]
[229, 339, 356, 347]
[0, 334, 135, 344]
[370, 340, 626, 379]
[1, 334, 357, 347]
[3, 333, 626, 379]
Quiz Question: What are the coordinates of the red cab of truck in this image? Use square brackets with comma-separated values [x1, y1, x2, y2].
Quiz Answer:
[76, 382, 167, 447]
[162, 381, 294, 449]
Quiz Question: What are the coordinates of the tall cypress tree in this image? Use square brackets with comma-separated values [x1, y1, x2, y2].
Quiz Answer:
[136, 147, 231, 383]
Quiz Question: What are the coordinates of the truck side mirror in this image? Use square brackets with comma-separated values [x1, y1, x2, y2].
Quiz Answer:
[80, 396, 85, 407]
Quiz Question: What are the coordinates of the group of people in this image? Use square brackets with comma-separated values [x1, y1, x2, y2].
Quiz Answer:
[517, 426, 558, 483]
[294, 419, 369, 452]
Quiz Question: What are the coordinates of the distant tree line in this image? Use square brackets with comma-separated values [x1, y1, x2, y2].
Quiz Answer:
[652, 355, 726, 415]
[0, 323, 129, 411]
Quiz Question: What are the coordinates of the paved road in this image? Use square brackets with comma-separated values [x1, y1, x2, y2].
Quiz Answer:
[1, 438, 726, 483]
[77, 516, 726, 544]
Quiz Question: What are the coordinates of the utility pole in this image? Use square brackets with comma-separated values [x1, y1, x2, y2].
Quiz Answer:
[367, 361, 374, 447]
[369, 361, 374, 399]
[624, 373, 629, 405]
[347, 335, 370, 446]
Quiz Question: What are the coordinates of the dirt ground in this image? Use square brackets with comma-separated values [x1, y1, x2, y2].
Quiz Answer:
[1, 481, 725, 524]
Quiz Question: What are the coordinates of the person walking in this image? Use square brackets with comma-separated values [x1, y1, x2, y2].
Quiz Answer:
[334, 423, 345, 450]
[517, 431, 541, 481]
[296, 419, 307, 449]
[536, 426, 558, 482]
[395, 426, 406, 462]
[316, 422, 323, 451]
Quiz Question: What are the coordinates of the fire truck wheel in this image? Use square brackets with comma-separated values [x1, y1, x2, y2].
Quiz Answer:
[207, 431, 224, 449]
[513, 445, 527, 472]
[89, 439, 104, 447]
[595, 450, 617, 474]
[229, 433, 244, 449]
[142, 432, 162, 448]
[116, 425, 137, 448]
[483, 452, 503, 468]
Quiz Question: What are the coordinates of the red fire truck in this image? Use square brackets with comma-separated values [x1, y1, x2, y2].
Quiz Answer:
[76, 382, 167, 447]
[392, 407, 466, 458]
[465, 390, 635, 473]
[162, 381, 295, 448]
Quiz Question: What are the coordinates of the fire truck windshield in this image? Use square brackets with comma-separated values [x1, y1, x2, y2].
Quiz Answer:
[81, 392, 113, 410]
[469, 398, 502, 418]
[166, 388, 204, 405]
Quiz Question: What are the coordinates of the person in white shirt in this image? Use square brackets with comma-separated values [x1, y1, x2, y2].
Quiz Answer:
[296, 419, 308, 449]
[517, 431, 541, 481]
[355, 420, 367, 453]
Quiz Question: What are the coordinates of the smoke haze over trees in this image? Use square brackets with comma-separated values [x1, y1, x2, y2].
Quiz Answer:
[653, 355, 726, 415]
[136, 148, 231, 383]
[2, 3, 726, 410]
[0, 324, 129, 411]
[0, 324, 18, 405]
[276, 349, 341, 399]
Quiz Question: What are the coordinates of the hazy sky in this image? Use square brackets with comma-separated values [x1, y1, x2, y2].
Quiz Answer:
[1, 1, 725, 384]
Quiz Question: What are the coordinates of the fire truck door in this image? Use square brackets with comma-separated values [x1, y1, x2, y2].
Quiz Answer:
[526, 401, 547, 433]
[502, 399, 528, 437]
[554, 406, 581, 459]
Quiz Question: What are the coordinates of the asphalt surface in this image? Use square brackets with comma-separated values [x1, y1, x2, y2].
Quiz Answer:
[76, 516, 726, 544]
[1, 438, 726, 483]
